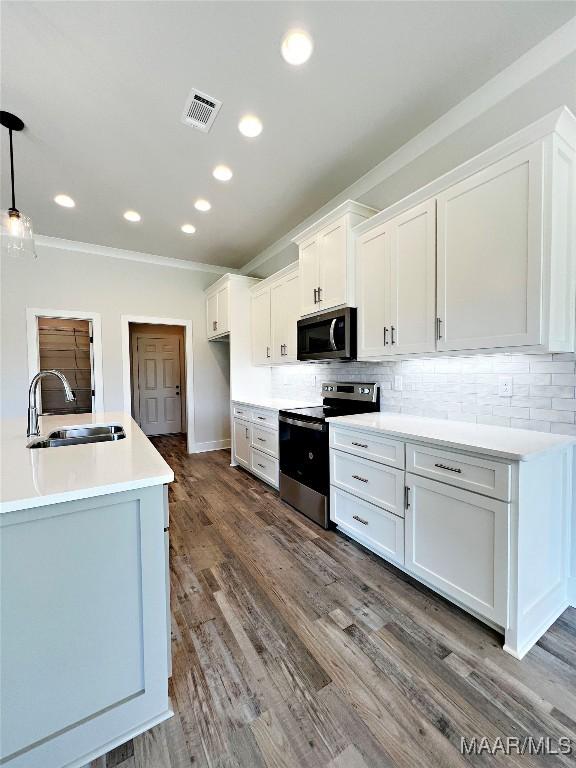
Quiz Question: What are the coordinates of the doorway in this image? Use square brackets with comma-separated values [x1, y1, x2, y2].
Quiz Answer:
[129, 323, 187, 436]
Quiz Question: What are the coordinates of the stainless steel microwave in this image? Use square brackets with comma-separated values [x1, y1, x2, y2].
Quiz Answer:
[297, 307, 357, 361]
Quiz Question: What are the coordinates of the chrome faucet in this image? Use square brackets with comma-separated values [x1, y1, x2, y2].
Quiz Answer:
[27, 370, 76, 437]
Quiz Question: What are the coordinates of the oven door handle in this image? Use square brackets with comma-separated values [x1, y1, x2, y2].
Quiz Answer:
[279, 415, 325, 431]
[329, 318, 338, 351]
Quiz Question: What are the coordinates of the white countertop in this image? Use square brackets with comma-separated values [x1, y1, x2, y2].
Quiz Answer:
[232, 397, 322, 411]
[327, 412, 576, 461]
[0, 412, 174, 514]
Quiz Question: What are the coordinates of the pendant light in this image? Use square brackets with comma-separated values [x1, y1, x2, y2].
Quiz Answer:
[1, 111, 37, 258]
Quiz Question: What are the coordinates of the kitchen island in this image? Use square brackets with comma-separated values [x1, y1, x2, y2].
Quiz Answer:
[0, 412, 173, 768]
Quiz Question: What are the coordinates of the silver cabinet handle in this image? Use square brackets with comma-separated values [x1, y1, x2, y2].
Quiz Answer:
[313, 288, 318, 304]
[352, 474, 368, 483]
[434, 462, 462, 474]
[353, 515, 368, 526]
[390, 326, 396, 345]
[266, 346, 270, 358]
[351, 441, 368, 448]
[405, 486, 411, 510]
[383, 327, 388, 346]
[436, 317, 443, 340]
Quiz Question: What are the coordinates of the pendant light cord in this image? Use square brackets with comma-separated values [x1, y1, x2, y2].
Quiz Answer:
[8, 128, 16, 210]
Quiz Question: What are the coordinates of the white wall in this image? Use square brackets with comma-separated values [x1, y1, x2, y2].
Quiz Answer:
[1, 242, 231, 448]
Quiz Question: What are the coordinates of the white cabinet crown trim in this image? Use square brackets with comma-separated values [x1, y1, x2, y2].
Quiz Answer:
[292, 199, 378, 245]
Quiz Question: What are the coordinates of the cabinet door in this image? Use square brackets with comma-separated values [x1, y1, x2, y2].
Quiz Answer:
[405, 473, 508, 625]
[233, 418, 251, 469]
[216, 285, 230, 335]
[356, 222, 391, 357]
[299, 236, 320, 316]
[388, 200, 436, 355]
[272, 272, 299, 363]
[206, 293, 218, 338]
[437, 144, 543, 352]
[318, 216, 348, 310]
[251, 289, 271, 365]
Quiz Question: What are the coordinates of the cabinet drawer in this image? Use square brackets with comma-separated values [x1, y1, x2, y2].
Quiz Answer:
[406, 443, 510, 501]
[251, 408, 278, 430]
[330, 487, 404, 566]
[252, 424, 278, 458]
[233, 404, 252, 420]
[251, 447, 279, 487]
[330, 427, 404, 469]
[330, 450, 405, 516]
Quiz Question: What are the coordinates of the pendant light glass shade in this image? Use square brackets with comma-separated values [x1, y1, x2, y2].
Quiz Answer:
[1, 209, 37, 258]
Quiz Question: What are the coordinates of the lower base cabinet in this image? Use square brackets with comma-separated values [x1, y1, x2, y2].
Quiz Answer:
[405, 473, 509, 625]
[330, 486, 404, 566]
[231, 403, 279, 488]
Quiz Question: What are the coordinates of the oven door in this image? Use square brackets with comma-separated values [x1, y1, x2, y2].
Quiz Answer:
[279, 416, 329, 496]
[297, 307, 356, 361]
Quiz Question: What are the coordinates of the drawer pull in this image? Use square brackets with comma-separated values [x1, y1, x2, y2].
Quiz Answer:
[257, 416, 267, 421]
[352, 474, 368, 483]
[257, 437, 266, 442]
[351, 441, 368, 448]
[352, 515, 368, 526]
[257, 463, 266, 469]
[434, 463, 462, 474]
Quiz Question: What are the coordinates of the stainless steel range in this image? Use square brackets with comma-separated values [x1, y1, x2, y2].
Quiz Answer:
[278, 382, 380, 528]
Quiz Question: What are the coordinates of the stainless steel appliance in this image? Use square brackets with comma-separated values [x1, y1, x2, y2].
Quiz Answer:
[279, 382, 379, 528]
[297, 307, 356, 361]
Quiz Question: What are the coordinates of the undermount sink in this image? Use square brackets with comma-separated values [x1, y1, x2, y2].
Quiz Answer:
[28, 424, 126, 449]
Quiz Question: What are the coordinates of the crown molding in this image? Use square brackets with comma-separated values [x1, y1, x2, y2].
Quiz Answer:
[34, 235, 240, 275]
[240, 16, 576, 276]
[292, 200, 378, 246]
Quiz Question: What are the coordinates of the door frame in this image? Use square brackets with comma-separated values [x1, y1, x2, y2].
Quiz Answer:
[121, 315, 194, 453]
[26, 307, 105, 412]
[132, 332, 184, 435]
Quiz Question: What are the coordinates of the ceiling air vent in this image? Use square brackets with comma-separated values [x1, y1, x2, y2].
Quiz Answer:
[181, 88, 222, 133]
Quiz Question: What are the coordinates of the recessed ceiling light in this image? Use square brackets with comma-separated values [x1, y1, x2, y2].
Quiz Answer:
[213, 164, 233, 182]
[54, 194, 75, 208]
[238, 114, 263, 138]
[123, 210, 141, 222]
[181, 224, 196, 234]
[281, 29, 313, 65]
[194, 199, 211, 212]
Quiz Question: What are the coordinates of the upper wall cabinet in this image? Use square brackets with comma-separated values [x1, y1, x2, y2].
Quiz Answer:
[354, 107, 576, 358]
[293, 200, 378, 317]
[357, 199, 436, 358]
[251, 264, 299, 365]
[206, 278, 230, 340]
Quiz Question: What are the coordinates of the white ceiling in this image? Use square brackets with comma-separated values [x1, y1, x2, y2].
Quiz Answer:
[1, 1, 574, 268]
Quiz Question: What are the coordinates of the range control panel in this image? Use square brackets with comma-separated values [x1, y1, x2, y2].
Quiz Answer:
[321, 382, 378, 402]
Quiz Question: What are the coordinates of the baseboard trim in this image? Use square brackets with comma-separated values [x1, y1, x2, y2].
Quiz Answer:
[189, 439, 231, 454]
[568, 575, 576, 607]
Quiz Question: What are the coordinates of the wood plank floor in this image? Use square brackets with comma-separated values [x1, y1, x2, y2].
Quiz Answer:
[98, 435, 576, 768]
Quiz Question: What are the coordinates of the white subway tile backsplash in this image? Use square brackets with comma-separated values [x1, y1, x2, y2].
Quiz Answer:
[271, 353, 576, 437]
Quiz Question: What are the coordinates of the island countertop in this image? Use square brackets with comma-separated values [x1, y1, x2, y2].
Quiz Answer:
[326, 411, 576, 462]
[0, 411, 174, 514]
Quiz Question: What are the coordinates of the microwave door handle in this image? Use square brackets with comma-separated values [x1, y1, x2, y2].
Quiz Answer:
[329, 318, 337, 351]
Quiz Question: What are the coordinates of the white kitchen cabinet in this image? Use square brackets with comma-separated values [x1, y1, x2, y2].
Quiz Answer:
[250, 264, 299, 366]
[233, 417, 252, 469]
[205, 278, 231, 339]
[356, 199, 436, 358]
[437, 145, 542, 352]
[271, 269, 299, 362]
[251, 288, 271, 364]
[404, 473, 509, 625]
[294, 200, 378, 317]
